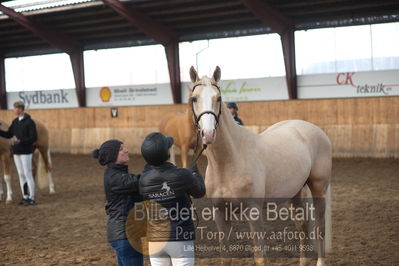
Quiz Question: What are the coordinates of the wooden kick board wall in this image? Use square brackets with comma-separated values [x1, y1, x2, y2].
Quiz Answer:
[0, 96, 397, 157]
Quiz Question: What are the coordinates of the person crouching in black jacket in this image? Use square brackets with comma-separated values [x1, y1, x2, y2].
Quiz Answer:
[92, 139, 143, 266]
[139, 132, 205, 266]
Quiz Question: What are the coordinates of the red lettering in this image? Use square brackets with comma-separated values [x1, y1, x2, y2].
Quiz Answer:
[344, 72, 355, 86]
[336, 73, 345, 85]
[336, 72, 356, 86]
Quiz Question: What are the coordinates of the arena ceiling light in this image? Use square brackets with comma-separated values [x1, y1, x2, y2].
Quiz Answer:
[0, 0, 95, 13]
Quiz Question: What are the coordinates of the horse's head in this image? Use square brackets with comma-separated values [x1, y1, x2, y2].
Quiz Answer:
[189, 66, 222, 145]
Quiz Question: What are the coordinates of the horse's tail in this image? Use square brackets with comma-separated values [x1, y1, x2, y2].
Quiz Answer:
[37, 150, 49, 190]
[324, 184, 332, 253]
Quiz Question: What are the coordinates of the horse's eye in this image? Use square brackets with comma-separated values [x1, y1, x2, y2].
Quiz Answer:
[217, 96, 222, 102]
[191, 97, 197, 102]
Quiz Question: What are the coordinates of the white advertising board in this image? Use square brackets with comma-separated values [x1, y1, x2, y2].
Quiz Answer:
[298, 70, 399, 99]
[86, 83, 173, 107]
[181, 77, 289, 103]
[5, 70, 398, 109]
[6, 89, 79, 109]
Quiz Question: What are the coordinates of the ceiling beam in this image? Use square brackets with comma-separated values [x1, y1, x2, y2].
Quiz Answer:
[70, 50, 86, 107]
[240, 0, 291, 35]
[0, 54, 7, 110]
[281, 29, 297, 99]
[165, 41, 181, 104]
[0, 4, 80, 55]
[102, 0, 182, 103]
[0, 4, 87, 107]
[277, 0, 351, 9]
[241, 0, 297, 99]
[102, 0, 177, 45]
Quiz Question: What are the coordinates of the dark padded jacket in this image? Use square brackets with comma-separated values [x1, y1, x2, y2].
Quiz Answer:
[139, 162, 205, 242]
[0, 113, 37, 154]
[233, 115, 244, 126]
[104, 163, 142, 242]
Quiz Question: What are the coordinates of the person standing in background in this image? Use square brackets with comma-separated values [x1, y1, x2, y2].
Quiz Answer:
[227, 102, 244, 126]
[0, 101, 37, 205]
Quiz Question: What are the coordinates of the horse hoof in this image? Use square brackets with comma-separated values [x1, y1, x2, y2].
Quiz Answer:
[316, 258, 326, 266]
[49, 189, 56, 194]
[6, 199, 12, 204]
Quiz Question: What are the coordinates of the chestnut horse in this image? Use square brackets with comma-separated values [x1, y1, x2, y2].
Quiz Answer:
[0, 119, 55, 203]
[159, 109, 197, 168]
[0, 122, 12, 202]
[189, 66, 332, 266]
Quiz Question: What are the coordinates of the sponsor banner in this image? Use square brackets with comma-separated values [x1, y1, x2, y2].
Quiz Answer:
[86, 84, 173, 107]
[7, 89, 78, 109]
[298, 70, 399, 99]
[6, 70, 398, 109]
[181, 77, 289, 103]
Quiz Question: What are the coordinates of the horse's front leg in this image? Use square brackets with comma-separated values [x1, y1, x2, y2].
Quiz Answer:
[0, 171, 3, 201]
[214, 206, 233, 266]
[180, 144, 188, 168]
[169, 144, 176, 165]
[1, 154, 13, 203]
[248, 205, 267, 266]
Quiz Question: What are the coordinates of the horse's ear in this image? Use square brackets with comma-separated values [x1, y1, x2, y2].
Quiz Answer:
[189, 66, 198, 83]
[213, 66, 221, 82]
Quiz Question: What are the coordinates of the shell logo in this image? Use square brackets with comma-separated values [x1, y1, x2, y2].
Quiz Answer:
[100, 87, 111, 102]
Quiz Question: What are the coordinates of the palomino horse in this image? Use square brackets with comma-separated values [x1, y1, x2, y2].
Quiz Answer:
[159, 109, 196, 168]
[189, 66, 332, 266]
[0, 119, 55, 203]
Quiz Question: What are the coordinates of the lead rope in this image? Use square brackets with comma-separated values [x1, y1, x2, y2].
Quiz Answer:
[190, 130, 206, 230]
[189, 130, 207, 169]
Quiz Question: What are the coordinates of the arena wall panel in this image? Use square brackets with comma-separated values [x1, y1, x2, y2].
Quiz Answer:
[0, 96, 397, 157]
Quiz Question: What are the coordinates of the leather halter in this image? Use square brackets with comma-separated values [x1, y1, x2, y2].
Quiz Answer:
[191, 83, 222, 129]
[189, 82, 222, 167]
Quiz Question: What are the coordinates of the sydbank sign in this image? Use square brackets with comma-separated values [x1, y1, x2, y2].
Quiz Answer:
[7, 89, 79, 109]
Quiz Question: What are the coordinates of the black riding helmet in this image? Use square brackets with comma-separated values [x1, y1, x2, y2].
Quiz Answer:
[227, 102, 238, 110]
[141, 132, 174, 166]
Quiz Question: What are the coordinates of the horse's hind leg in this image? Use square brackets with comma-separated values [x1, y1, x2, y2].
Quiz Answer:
[40, 147, 55, 194]
[291, 185, 314, 266]
[1, 154, 13, 202]
[307, 158, 332, 266]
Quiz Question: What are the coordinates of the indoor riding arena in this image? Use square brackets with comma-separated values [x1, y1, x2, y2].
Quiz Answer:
[0, 1, 398, 266]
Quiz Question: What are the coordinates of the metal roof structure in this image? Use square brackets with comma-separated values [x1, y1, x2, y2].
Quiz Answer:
[1, 0, 399, 108]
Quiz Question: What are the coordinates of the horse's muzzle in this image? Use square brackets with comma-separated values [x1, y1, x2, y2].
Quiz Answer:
[201, 129, 216, 144]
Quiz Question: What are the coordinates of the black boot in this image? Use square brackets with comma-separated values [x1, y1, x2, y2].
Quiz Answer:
[18, 198, 28, 205]
[26, 198, 37, 206]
